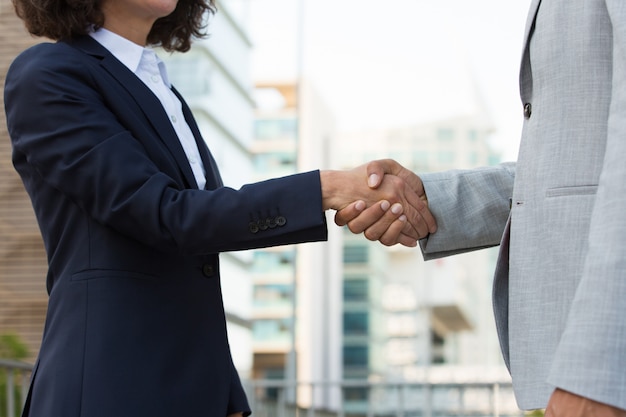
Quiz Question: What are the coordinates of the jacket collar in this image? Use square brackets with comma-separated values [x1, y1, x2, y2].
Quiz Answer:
[518, 0, 542, 103]
[522, 0, 542, 49]
[63, 35, 202, 189]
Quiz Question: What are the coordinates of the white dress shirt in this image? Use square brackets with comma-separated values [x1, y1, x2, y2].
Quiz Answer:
[90, 28, 207, 189]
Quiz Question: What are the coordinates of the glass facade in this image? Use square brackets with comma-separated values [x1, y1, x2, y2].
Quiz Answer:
[343, 278, 368, 302]
[343, 244, 369, 264]
[253, 284, 292, 308]
[254, 118, 297, 141]
[343, 312, 369, 336]
[253, 318, 293, 343]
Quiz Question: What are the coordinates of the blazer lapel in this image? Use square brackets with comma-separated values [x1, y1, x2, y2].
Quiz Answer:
[519, 0, 542, 103]
[66, 36, 200, 189]
[172, 87, 224, 190]
[522, 0, 542, 48]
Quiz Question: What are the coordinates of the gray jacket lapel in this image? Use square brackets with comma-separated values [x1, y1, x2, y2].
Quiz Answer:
[519, 0, 542, 102]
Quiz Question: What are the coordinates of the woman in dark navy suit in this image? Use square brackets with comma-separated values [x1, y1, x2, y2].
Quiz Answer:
[4, 0, 436, 416]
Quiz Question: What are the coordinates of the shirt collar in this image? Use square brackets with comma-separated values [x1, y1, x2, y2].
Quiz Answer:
[89, 28, 171, 88]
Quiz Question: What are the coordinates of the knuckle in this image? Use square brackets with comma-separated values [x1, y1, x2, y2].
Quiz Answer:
[347, 222, 363, 234]
[363, 229, 379, 241]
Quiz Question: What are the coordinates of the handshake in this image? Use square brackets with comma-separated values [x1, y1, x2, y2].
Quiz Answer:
[320, 159, 437, 247]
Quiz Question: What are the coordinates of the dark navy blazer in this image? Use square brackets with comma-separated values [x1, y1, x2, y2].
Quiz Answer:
[4, 36, 327, 417]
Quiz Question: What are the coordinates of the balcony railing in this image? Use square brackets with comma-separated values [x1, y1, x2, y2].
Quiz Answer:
[0, 360, 523, 417]
[0, 359, 32, 417]
[245, 379, 524, 417]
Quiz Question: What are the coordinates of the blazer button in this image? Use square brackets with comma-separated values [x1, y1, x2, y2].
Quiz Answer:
[276, 216, 287, 226]
[523, 103, 532, 119]
[249, 222, 259, 234]
[202, 264, 215, 277]
[259, 220, 269, 231]
[268, 217, 277, 228]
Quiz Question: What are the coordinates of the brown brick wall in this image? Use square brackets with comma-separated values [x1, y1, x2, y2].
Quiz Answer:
[0, 0, 49, 361]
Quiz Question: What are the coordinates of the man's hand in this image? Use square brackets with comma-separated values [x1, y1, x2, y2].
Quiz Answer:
[337, 199, 417, 246]
[227, 413, 244, 417]
[545, 388, 626, 417]
[333, 159, 436, 246]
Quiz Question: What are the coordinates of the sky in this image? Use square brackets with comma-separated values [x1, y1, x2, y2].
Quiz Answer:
[248, 0, 532, 160]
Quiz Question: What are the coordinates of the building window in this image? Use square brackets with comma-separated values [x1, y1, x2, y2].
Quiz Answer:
[468, 151, 478, 165]
[254, 119, 297, 141]
[343, 346, 369, 367]
[343, 245, 369, 264]
[343, 279, 368, 302]
[437, 128, 455, 142]
[343, 387, 368, 402]
[254, 152, 296, 173]
[253, 250, 294, 273]
[165, 53, 212, 98]
[488, 155, 501, 166]
[437, 151, 455, 164]
[431, 330, 446, 364]
[253, 284, 292, 308]
[343, 312, 369, 336]
[253, 318, 292, 342]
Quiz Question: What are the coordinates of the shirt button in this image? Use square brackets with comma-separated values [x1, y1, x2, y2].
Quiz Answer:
[523, 103, 532, 119]
[170, 115, 177, 123]
[189, 157, 196, 164]
[151, 74, 160, 83]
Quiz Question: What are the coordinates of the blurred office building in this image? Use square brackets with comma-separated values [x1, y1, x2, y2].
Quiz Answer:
[250, 80, 345, 409]
[249, 76, 512, 415]
[330, 114, 514, 414]
[335, 112, 510, 378]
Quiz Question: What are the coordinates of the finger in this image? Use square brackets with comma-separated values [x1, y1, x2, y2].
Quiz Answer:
[361, 202, 404, 242]
[343, 200, 391, 234]
[419, 201, 437, 234]
[367, 160, 432, 219]
[400, 217, 419, 240]
[334, 200, 366, 227]
[396, 232, 419, 247]
[377, 216, 417, 247]
[401, 186, 438, 235]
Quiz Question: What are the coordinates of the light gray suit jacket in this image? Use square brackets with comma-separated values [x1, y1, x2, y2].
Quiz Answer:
[420, 0, 626, 410]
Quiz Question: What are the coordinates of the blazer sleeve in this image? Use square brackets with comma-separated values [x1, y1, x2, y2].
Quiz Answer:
[547, 1, 626, 409]
[418, 163, 515, 259]
[4, 44, 327, 256]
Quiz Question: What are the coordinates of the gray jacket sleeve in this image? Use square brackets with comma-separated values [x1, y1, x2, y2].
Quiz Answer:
[419, 163, 515, 260]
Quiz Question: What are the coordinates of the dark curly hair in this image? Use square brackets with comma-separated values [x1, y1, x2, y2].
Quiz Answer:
[12, 0, 216, 52]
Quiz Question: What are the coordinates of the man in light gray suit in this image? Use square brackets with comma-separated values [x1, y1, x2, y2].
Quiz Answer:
[337, 0, 626, 415]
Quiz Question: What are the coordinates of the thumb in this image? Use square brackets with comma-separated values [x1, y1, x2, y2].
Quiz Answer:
[366, 159, 401, 189]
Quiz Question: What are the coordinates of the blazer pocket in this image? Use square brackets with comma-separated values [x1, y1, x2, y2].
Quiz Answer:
[545, 185, 597, 198]
[71, 269, 160, 282]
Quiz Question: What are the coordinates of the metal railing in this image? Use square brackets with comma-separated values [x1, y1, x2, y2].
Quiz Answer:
[0, 360, 523, 417]
[245, 380, 524, 417]
[0, 359, 32, 417]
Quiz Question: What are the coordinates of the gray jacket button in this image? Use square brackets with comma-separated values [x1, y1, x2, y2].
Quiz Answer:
[523, 103, 532, 119]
